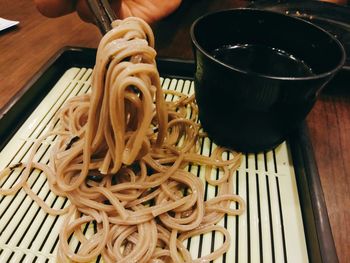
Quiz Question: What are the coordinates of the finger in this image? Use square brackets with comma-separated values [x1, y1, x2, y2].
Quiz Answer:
[109, 0, 123, 19]
[75, 0, 94, 23]
[33, 0, 76, 17]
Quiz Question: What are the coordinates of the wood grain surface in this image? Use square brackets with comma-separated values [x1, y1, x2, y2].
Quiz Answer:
[0, 0, 349, 262]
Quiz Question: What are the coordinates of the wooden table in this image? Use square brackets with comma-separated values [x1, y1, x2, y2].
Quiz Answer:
[0, 1, 349, 262]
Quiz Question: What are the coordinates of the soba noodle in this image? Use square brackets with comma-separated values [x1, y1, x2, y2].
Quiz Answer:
[0, 17, 244, 262]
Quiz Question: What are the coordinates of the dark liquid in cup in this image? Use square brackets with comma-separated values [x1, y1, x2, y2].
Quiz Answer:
[212, 44, 314, 78]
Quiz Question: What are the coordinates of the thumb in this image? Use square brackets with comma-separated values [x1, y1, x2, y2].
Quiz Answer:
[33, 0, 77, 17]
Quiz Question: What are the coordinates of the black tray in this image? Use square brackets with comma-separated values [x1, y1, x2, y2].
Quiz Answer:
[0, 47, 338, 263]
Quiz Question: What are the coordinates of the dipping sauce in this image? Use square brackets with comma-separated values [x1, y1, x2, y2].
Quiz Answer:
[212, 44, 314, 78]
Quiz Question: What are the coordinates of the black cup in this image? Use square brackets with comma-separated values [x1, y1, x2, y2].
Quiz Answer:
[191, 8, 345, 152]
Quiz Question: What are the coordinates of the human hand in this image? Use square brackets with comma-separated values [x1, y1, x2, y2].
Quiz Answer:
[33, 0, 182, 24]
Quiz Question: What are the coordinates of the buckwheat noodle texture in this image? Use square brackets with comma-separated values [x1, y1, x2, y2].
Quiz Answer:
[0, 17, 244, 262]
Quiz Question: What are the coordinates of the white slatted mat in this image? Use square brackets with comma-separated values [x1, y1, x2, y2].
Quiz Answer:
[0, 67, 309, 263]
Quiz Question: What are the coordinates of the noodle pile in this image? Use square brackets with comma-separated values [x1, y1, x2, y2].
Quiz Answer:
[0, 17, 244, 262]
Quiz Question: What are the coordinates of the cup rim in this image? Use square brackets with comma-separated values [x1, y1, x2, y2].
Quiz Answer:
[190, 8, 346, 81]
